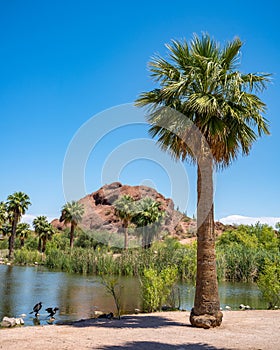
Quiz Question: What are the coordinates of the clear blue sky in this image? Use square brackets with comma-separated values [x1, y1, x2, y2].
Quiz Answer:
[0, 0, 279, 225]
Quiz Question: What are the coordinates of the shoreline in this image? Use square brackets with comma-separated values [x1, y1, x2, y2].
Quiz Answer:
[1, 310, 280, 350]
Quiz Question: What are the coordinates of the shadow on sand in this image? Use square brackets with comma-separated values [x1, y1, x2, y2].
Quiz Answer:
[60, 314, 187, 329]
[58, 315, 233, 350]
[95, 341, 231, 350]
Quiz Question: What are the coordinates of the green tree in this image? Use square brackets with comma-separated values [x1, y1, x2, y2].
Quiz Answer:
[6, 192, 31, 259]
[33, 216, 55, 252]
[133, 197, 164, 249]
[114, 195, 135, 250]
[60, 201, 84, 249]
[258, 259, 280, 309]
[16, 222, 31, 248]
[136, 34, 270, 327]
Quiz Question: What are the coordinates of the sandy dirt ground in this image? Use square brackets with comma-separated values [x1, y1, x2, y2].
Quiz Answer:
[1, 310, 279, 350]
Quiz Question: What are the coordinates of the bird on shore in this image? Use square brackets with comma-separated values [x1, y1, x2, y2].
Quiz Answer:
[29, 302, 42, 317]
[98, 312, 114, 319]
[45, 307, 59, 318]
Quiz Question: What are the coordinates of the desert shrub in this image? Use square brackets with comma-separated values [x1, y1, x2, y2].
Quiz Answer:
[14, 248, 44, 265]
[23, 234, 39, 250]
[47, 232, 69, 251]
[140, 266, 178, 312]
[257, 258, 280, 309]
[0, 238, 8, 250]
[100, 275, 123, 319]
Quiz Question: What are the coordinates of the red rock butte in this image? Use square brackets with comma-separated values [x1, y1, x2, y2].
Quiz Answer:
[52, 182, 229, 239]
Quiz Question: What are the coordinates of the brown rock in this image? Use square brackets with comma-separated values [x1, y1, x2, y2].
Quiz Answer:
[52, 182, 230, 239]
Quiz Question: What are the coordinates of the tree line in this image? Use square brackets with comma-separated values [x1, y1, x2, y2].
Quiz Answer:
[0, 191, 165, 258]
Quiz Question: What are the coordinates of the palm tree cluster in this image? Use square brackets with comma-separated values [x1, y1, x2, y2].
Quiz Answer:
[136, 33, 270, 328]
[0, 192, 31, 259]
[114, 195, 164, 249]
[32, 216, 56, 253]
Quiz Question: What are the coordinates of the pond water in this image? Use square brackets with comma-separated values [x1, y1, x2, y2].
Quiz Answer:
[0, 264, 267, 326]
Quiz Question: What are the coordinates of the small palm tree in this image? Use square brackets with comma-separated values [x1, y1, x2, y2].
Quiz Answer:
[133, 197, 164, 248]
[6, 192, 31, 259]
[0, 201, 8, 243]
[0, 202, 7, 227]
[16, 222, 31, 248]
[0, 223, 12, 244]
[60, 201, 84, 249]
[136, 34, 270, 327]
[40, 223, 55, 252]
[114, 195, 135, 250]
[33, 216, 55, 252]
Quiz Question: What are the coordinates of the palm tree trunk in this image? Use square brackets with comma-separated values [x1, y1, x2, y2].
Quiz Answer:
[38, 237, 42, 252]
[42, 238, 47, 253]
[8, 213, 18, 260]
[189, 158, 223, 328]
[124, 221, 128, 250]
[70, 224, 75, 249]
[142, 227, 149, 249]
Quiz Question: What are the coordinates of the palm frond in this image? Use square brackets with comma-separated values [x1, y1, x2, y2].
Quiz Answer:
[135, 34, 271, 168]
[221, 37, 242, 70]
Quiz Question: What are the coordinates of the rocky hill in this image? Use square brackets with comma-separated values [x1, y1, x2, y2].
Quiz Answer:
[52, 182, 230, 239]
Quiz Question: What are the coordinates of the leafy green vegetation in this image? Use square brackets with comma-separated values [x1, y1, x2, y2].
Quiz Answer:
[257, 258, 280, 309]
[140, 266, 178, 312]
[216, 223, 279, 282]
[114, 195, 165, 249]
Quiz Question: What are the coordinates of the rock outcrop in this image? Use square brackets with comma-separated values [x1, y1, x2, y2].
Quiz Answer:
[53, 182, 183, 236]
[52, 182, 229, 238]
[1, 317, 24, 327]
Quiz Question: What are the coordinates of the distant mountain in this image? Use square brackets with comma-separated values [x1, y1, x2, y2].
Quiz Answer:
[52, 182, 231, 240]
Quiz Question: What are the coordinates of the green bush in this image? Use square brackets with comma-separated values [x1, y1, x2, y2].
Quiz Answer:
[257, 258, 280, 309]
[14, 248, 44, 265]
[216, 223, 279, 282]
[140, 266, 178, 312]
[0, 239, 8, 250]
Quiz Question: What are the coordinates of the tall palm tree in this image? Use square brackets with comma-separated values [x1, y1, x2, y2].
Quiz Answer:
[133, 197, 164, 248]
[136, 34, 270, 328]
[60, 201, 84, 249]
[33, 216, 55, 252]
[16, 222, 31, 248]
[114, 195, 135, 250]
[6, 192, 31, 259]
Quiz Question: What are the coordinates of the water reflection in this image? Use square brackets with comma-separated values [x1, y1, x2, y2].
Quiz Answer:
[0, 265, 266, 327]
[0, 266, 15, 317]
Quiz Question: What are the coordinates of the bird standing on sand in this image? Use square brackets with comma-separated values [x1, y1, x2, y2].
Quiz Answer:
[29, 302, 42, 317]
[45, 307, 59, 318]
